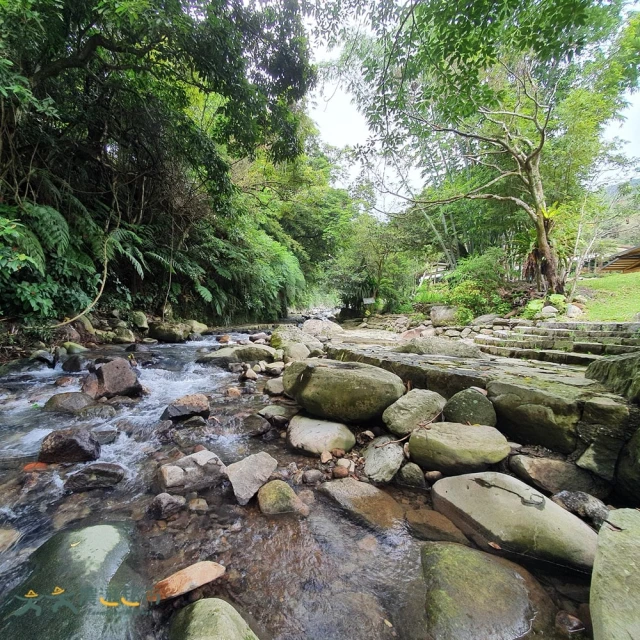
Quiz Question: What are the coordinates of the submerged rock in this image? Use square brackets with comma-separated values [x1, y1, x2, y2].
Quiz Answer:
[362, 436, 404, 483]
[169, 598, 259, 640]
[154, 561, 225, 601]
[43, 391, 95, 414]
[283, 359, 405, 423]
[382, 389, 446, 437]
[257, 480, 309, 516]
[287, 415, 355, 455]
[409, 422, 509, 474]
[509, 455, 610, 499]
[443, 388, 497, 426]
[432, 472, 598, 572]
[318, 477, 405, 532]
[225, 452, 278, 505]
[591, 509, 640, 640]
[406, 509, 469, 545]
[150, 493, 187, 519]
[39, 428, 101, 463]
[64, 462, 125, 491]
[161, 393, 210, 422]
[0, 524, 136, 639]
[421, 542, 557, 640]
[62, 354, 89, 373]
[157, 449, 226, 494]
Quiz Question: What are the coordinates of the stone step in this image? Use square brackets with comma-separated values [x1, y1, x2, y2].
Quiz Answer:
[512, 326, 640, 340]
[478, 344, 601, 366]
[537, 321, 640, 332]
[475, 335, 640, 356]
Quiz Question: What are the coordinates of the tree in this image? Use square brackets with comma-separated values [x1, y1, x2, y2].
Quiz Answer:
[314, 0, 639, 292]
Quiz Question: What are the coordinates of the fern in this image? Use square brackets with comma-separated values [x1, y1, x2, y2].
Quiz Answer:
[21, 203, 70, 256]
[194, 283, 213, 302]
[14, 227, 46, 274]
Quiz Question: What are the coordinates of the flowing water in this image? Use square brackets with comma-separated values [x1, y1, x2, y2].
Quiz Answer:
[0, 337, 433, 639]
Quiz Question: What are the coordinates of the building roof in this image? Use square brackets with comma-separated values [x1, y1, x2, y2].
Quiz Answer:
[601, 245, 640, 273]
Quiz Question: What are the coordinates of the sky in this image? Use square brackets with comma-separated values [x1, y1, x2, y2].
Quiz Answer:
[309, 82, 640, 198]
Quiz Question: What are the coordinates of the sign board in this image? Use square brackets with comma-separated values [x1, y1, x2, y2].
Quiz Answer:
[362, 297, 376, 305]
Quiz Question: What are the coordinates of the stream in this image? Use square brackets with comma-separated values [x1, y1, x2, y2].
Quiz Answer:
[0, 336, 432, 639]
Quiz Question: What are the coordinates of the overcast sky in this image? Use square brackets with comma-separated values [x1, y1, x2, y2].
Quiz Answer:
[309, 83, 640, 195]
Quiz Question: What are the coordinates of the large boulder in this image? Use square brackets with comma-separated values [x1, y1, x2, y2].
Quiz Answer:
[157, 449, 226, 494]
[196, 344, 275, 366]
[287, 415, 355, 455]
[393, 337, 484, 359]
[169, 598, 259, 640]
[362, 436, 404, 483]
[131, 310, 148, 330]
[443, 388, 497, 426]
[270, 325, 323, 355]
[257, 480, 309, 516]
[421, 542, 557, 640]
[161, 393, 210, 422]
[149, 322, 191, 343]
[432, 472, 598, 572]
[39, 428, 101, 463]
[409, 422, 509, 474]
[318, 477, 405, 532]
[112, 327, 136, 344]
[586, 351, 640, 402]
[509, 455, 610, 499]
[301, 319, 345, 337]
[64, 463, 125, 491]
[186, 319, 208, 334]
[591, 509, 640, 640]
[382, 389, 446, 437]
[0, 524, 136, 639]
[44, 391, 96, 414]
[576, 396, 632, 481]
[283, 359, 405, 423]
[614, 428, 640, 503]
[283, 342, 310, 362]
[82, 357, 142, 399]
[430, 305, 459, 327]
[225, 452, 278, 505]
[486, 378, 582, 453]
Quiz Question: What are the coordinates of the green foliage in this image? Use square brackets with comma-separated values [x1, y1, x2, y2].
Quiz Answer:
[522, 299, 545, 319]
[548, 294, 567, 312]
[414, 283, 449, 305]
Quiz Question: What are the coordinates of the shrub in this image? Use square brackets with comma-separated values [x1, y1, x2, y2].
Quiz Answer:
[522, 299, 545, 319]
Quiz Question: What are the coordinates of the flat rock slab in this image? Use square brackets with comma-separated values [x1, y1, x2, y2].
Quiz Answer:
[225, 451, 278, 505]
[421, 542, 557, 640]
[283, 359, 405, 423]
[509, 455, 610, 499]
[287, 415, 355, 455]
[409, 422, 509, 474]
[318, 477, 405, 532]
[591, 509, 640, 640]
[432, 472, 597, 573]
[154, 561, 226, 601]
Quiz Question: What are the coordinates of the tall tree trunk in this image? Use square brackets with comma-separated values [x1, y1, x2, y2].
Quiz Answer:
[529, 160, 564, 294]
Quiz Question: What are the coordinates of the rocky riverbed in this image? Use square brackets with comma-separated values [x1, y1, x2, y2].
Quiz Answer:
[0, 318, 638, 639]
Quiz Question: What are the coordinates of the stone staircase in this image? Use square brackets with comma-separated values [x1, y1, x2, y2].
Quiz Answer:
[473, 321, 640, 366]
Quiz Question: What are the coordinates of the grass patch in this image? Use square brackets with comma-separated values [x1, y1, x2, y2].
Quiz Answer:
[579, 272, 640, 321]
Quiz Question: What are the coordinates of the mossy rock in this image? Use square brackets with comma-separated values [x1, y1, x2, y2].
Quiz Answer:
[169, 598, 259, 640]
[283, 359, 405, 423]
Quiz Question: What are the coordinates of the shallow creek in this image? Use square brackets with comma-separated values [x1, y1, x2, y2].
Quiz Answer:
[0, 336, 587, 639]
